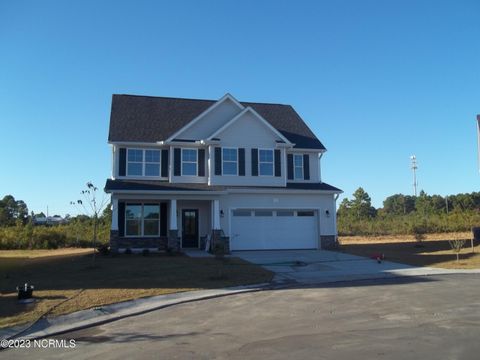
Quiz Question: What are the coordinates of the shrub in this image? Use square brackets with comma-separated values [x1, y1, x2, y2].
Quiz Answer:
[411, 224, 426, 243]
[97, 244, 110, 256]
[0, 219, 111, 250]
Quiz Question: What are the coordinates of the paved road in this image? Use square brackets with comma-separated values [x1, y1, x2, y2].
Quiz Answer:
[3, 274, 480, 359]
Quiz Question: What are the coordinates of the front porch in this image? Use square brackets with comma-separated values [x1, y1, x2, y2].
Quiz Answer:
[109, 197, 229, 253]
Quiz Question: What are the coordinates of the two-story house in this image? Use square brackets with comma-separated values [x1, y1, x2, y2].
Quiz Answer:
[105, 93, 342, 252]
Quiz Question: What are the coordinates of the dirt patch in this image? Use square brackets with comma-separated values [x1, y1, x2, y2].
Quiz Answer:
[338, 233, 479, 270]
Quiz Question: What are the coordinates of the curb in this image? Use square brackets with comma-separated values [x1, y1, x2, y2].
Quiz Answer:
[1, 283, 273, 343]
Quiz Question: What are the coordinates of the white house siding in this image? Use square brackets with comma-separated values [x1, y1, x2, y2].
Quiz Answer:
[170, 175, 208, 184]
[209, 111, 285, 187]
[177, 98, 243, 140]
[218, 193, 337, 242]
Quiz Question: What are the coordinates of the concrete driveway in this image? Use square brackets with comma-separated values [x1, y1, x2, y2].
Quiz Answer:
[234, 249, 470, 284]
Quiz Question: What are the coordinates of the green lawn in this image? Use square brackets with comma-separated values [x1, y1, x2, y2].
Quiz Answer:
[0, 249, 273, 329]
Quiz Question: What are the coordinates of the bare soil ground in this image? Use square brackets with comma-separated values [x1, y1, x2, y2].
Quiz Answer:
[338, 232, 480, 269]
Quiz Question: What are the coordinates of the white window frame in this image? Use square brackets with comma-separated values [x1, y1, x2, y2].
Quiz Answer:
[144, 149, 161, 177]
[126, 149, 143, 177]
[126, 148, 161, 177]
[222, 147, 238, 176]
[293, 154, 304, 180]
[258, 148, 274, 176]
[181, 148, 198, 176]
[125, 203, 161, 237]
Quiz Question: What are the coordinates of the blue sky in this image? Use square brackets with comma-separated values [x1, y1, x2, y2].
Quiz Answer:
[1, 0, 479, 215]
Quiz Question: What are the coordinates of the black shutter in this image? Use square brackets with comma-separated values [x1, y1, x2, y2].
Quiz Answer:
[238, 148, 245, 176]
[198, 149, 205, 177]
[287, 154, 294, 180]
[303, 154, 310, 180]
[274, 149, 281, 177]
[214, 147, 222, 175]
[173, 148, 181, 176]
[118, 202, 125, 237]
[161, 149, 169, 177]
[160, 203, 167, 236]
[251, 148, 258, 176]
[119, 148, 126, 176]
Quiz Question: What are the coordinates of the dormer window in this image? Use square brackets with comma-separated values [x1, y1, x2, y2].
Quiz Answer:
[127, 149, 160, 177]
[181, 149, 197, 176]
[259, 149, 274, 176]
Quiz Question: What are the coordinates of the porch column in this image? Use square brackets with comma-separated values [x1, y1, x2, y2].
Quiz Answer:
[168, 199, 180, 251]
[212, 199, 220, 230]
[110, 198, 120, 252]
[169, 199, 177, 230]
[111, 198, 118, 230]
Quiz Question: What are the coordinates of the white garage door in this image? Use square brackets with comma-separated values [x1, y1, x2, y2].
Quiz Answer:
[230, 209, 318, 250]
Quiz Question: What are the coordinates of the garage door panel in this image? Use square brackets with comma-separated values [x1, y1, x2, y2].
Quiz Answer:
[231, 209, 318, 250]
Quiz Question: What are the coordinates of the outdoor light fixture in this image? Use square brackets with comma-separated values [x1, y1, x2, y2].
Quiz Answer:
[220, 210, 224, 217]
[325, 210, 330, 217]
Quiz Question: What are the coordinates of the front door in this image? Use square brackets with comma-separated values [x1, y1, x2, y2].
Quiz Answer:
[182, 209, 199, 248]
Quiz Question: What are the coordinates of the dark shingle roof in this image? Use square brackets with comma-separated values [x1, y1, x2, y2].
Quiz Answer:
[104, 179, 341, 193]
[108, 94, 326, 150]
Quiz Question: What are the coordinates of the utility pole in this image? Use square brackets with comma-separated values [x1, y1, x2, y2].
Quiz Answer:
[410, 155, 418, 197]
[477, 115, 480, 172]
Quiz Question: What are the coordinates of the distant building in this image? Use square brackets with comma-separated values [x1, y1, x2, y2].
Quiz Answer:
[34, 215, 68, 226]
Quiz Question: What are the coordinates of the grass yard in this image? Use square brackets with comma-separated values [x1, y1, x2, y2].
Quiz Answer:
[339, 232, 480, 269]
[0, 249, 273, 329]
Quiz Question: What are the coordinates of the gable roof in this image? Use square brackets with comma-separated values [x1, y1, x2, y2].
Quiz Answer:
[207, 107, 293, 145]
[108, 94, 326, 150]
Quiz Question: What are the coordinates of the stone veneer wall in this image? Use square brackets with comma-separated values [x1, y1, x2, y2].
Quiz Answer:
[211, 230, 230, 254]
[320, 235, 338, 249]
[110, 230, 168, 251]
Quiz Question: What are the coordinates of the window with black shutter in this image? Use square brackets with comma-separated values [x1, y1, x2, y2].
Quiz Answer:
[251, 148, 258, 176]
[198, 149, 205, 177]
[238, 148, 245, 176]
[274, 149, 281, 177]
[161, 149, 169, 177]
[303, 154, 310, 180]
[214, 147, 222, 175]
[173, 148, 181, 176]
[119, 148, 126, 176]
[287, 154, 294, 180]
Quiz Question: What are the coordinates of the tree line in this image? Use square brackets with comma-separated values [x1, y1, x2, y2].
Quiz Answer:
[337, 188, 480, 236]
